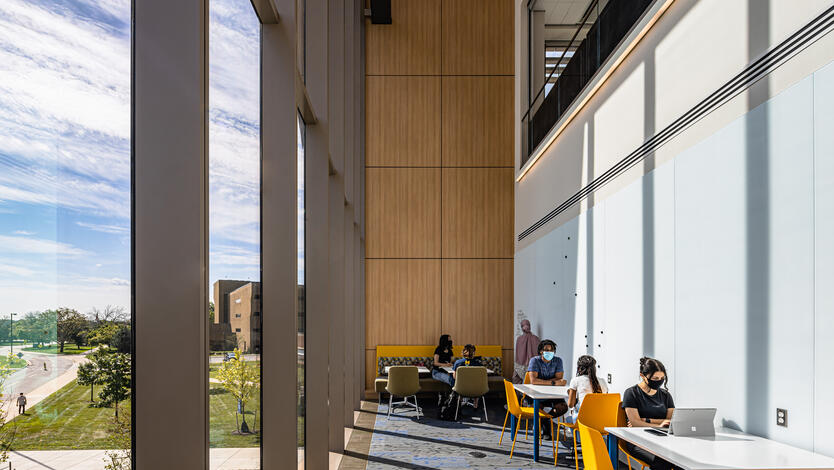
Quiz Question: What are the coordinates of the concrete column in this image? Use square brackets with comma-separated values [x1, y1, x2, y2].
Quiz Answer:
[133, 0, 208, 467]
[304, 0, 331, 465]
[261, 0, 300, 467]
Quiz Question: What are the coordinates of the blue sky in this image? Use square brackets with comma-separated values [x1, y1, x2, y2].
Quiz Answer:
[0, 0, 293, 316]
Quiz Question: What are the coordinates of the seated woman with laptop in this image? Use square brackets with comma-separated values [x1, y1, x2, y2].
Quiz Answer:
[622, 356, 676, 470]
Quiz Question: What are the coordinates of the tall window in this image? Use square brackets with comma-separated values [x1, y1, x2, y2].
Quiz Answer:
[0, 0, 132, 467]
[208, 0, 261, 466]
[297, 114, 306, 467]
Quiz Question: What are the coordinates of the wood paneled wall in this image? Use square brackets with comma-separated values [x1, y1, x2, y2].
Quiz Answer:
[364, 0, 514, 394]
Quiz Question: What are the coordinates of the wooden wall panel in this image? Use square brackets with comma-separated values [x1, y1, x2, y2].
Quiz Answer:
[442, 259, 513, 346]
[366, 76, 441, 166]
[366, 0, 441, 75]
[366, 259, 441, 346]
[366, 168, 441, 257]
[442, 168, 514, 258]
[502, 349, 514, 379]
[442, 0, 514, 75]
[442, 76, 514, 167]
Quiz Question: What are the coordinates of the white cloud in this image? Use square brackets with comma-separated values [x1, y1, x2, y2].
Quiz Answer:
[77, 221, 129, 235]
[0, 263, 35, 277]
[12, 230, 34, 236]
[0, 234, 88, 257]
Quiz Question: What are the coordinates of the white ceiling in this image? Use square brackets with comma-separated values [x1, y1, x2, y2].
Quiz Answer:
[531, 0, 599, 43]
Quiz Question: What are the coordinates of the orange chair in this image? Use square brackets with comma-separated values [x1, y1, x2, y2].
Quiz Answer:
[499, 379, 555, 459]
[578, 422, 614, 470]
[556, 393, 621, 470]
[617, 406, 650, 470]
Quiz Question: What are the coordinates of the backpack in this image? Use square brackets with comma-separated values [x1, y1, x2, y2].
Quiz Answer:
[437, 392, 458, 421]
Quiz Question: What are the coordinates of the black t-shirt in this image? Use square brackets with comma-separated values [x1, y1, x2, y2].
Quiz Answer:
[622, 385, 675, 421]
[434, 345, 453, 367]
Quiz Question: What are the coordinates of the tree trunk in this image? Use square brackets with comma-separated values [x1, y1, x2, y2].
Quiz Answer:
[91, 385, 94, 402]
[59, 341, 64, 353]
[115, 402, 119, 419]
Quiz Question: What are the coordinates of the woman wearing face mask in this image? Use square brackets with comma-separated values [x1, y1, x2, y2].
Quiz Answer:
[432, 334, 455, 387]
[621, 357, 675, 470]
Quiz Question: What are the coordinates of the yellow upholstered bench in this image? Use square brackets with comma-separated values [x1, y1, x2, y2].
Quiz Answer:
[373, 345, 505, 401]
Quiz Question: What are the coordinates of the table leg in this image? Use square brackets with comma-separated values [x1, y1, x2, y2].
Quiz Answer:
[532, 399, 540, 462]
[607, 434, 618, 468]
[510, 414, 517, 440]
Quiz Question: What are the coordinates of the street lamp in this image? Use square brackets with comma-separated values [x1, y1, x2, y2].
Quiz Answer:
[9, 313, 16, 354]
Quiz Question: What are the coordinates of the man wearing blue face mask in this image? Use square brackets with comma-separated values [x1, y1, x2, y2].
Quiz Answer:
[527, 339, 568, 441]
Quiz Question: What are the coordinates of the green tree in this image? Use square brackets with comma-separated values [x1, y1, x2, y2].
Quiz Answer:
[96, 353, 131, 418]
[88, 323, 119, 347]
[112, 326, 131, 354]
[216, 349, 260, 433]
[56, 307, 86, 353]
[209, 301, 215, 324]
[77, 360, 104, 402]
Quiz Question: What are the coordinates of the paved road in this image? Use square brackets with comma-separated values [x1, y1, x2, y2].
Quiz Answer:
[1, 348, 81, 397]
[7, 448, 260, 469]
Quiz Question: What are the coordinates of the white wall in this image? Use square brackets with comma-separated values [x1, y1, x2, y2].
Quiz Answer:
[515, 62, 834, 454]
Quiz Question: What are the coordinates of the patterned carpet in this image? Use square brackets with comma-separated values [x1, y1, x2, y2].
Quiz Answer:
[360, 396, 584, 469]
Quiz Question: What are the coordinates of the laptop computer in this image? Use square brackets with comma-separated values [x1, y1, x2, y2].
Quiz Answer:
[644, 408, 717, 437]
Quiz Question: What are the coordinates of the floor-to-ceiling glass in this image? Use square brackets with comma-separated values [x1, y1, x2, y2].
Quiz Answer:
[208, 0, 261, 466]
[0, 1, 132, 467]
[297, 114, 306, 468]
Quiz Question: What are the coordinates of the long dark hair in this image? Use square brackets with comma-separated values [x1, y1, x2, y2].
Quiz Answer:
[639, 356, 669, 390]
[576, 355, 602, 393]
[437, 334, 452, 351]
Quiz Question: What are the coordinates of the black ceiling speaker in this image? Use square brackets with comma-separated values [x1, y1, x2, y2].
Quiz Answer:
[370, 0, 392, 24]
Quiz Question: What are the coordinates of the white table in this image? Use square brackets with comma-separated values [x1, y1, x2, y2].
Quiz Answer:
[511, 384, 569, 462]
[383, 366, 430, 374]
[605, 426, 834, 470]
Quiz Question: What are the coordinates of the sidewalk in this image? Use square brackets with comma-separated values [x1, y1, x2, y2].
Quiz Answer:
[3, 355, 87, 421]
[5, 448, 260, 470]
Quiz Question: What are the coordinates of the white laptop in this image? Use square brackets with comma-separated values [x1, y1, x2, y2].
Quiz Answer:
[646, 408, 716, 437]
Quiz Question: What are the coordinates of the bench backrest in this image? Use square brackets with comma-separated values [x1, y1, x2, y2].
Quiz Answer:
[375, 345, 503, 376]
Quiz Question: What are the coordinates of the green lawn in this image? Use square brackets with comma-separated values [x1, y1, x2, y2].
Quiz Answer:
[0, 355, 27, 369]
[9, 381, 129, 450]
[210, 361, 261, 448]
[22, 344, 93, 355]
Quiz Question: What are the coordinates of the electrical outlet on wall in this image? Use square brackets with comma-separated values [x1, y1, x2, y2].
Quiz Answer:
[607, 373, 612, 384]
[777, 408, 788, 427]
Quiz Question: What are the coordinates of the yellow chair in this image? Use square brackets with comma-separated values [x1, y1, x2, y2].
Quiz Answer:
[578, 422, 614, 470]
[616, 406, 650, 470]
[556, 393, 621, 469]
[499, 380, 556, 459]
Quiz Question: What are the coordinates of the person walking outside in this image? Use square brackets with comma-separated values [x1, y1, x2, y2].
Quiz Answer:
[17, 392, 27, 415]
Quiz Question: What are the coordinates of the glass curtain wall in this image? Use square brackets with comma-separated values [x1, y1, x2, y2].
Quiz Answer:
[208, 0, 262, 466]
[297, 114, 306, 468]
[0, 0, 132, 467]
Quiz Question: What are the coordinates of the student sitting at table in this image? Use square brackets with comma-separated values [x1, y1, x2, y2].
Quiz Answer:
[452, 344, 483, 408]
[565, 354, 608, 424]
[431, 334, 455, 387]
[451, 343, 482, 378]
[622, 357, 676, 470]
[527, 339, 569, 440]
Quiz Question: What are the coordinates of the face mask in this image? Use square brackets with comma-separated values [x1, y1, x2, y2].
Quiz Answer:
[646, 378, 664, 390]
[542, 351, 555, 361]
